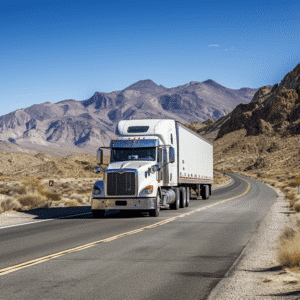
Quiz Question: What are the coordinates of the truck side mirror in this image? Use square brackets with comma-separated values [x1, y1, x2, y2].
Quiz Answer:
[97, 149, 103, 165]
[169, 147, 175, 163]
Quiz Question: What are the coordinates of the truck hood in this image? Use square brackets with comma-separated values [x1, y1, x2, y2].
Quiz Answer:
[106, 161, 156, 172]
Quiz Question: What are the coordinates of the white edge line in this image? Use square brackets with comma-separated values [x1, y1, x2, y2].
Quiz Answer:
[0, 212, 92, 230]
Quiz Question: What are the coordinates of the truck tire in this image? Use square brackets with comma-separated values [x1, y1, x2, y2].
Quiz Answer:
[186, 187, 190, 207]
[92, 210, 106, 218]
[170, 188, 179, 210]
[149, 195, 160, 217]
[179, 187, 186, 208]
[201, 185, 209, 200]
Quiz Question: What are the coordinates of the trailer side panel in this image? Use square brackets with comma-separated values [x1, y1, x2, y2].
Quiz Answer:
[176, 122, 213, 184]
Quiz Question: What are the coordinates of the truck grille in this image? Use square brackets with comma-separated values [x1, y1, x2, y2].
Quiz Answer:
[106, 172, 136, 196]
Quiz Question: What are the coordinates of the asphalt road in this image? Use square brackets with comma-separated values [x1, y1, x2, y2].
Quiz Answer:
[0, 172, 278, 300]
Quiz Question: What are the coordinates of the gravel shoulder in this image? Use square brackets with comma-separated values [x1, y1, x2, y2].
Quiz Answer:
[208, 184, 300, 300]
[0, 210, 42, 228]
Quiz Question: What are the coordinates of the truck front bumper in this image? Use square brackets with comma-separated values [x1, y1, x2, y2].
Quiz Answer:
[91, 197, 156, 210]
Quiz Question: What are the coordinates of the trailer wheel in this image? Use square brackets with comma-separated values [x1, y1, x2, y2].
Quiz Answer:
[179, 187, 186, 208]
[92, 210, 106, 218]
[149, 195, 160, 217]
[186, 187, 190, 207]
[170, 188, 180, 210]
[201, 185, 209, 200]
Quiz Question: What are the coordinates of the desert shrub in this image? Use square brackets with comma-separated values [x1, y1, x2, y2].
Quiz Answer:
[76, 187, 91, 194]
[61, 183, 69, 189]
[17, 195, 48, 209]
[277, 232, 300, 268]
[0, 198, 22, 212]
[287, 181, 299, 188]
[69, 194, 83, 203]
[21, 177, 58, 199]
[0, 188, 8, 195]
[0, 206, 3, 214]
[25, 185, 36, 193]
[289, 198, 299, 209]
[278, 227, 297, 243]
[65, 200, 79, 207]
[295, 216, 300, 228]
[62, 187, 73, 193]
[285, 190, 297, 201]
[283, 186, 294, 194]
[46, 193, 61, 201]
[294, 200, 300, 212]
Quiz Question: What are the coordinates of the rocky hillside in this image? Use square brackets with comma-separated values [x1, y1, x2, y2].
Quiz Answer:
[0, 79, 257, 150]
[206, 63, 300, 180]
[216, 63, 300, 139]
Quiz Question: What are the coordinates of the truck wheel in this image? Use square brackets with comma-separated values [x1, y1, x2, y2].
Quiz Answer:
[170, 188, 179, 210]
[92, 210, 106, 218]
[201, 185, 209, 200]
[186, 187, 190, 207]
[179, 187, 186, 208]
[149, 195, 160, 217]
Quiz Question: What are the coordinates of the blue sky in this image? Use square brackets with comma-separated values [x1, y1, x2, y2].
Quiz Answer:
[1, 0, 299, 116]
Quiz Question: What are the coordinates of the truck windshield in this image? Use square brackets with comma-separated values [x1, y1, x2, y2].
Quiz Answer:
[111, 147, 156, 162]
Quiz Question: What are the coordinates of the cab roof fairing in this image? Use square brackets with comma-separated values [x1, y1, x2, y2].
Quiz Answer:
[116, 119, 176, 146]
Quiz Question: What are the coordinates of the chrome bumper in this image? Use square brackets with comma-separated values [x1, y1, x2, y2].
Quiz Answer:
[91, 197, 156, 210]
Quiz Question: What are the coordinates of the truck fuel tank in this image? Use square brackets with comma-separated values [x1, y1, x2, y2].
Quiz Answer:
[161, 188, 176, 205]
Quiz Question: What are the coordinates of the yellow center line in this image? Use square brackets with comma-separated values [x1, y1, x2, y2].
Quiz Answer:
[0, 178, 251, 276]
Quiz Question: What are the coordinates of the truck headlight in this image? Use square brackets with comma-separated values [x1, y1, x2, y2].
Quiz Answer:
[140, 185, 154, 196]
[92, 180, 105, 197]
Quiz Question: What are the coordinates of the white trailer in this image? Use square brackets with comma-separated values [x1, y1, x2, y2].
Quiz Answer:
[91, 119, 213, 217]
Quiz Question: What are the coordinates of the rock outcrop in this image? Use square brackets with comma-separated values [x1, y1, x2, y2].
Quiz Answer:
[216, 63, 300, 139]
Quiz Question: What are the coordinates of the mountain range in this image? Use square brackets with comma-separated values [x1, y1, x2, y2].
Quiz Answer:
[0, 79, 258, 151]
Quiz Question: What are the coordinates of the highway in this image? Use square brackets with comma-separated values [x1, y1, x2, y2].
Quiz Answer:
[0, 172, 278, 300]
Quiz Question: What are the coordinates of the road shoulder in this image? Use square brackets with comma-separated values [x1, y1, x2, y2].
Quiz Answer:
[208, 184, 300, 300]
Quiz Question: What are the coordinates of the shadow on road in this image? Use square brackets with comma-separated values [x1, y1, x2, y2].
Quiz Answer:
[19, 206, 152, 220]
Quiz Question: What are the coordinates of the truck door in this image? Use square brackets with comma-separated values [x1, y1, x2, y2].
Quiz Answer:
[168, 129, 176, 185]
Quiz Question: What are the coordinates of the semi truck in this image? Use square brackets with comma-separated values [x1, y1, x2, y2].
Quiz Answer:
[91, 119, 213, 218]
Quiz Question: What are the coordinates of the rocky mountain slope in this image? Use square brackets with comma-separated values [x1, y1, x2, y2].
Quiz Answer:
[189, 63, 300, 180]
[216, 63, 300, 139]
[0, 79, 257, 150]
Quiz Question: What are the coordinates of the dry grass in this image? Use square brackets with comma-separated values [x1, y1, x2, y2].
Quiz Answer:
[293, 200, 300, 212]
[277, 231, 300, 268]
[0, 152, 100, 213]
[0, 178, 95, 213]
[17, 195, 50, 210]
[0, 198, 22, 212]
[213, 171, 231, 186]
